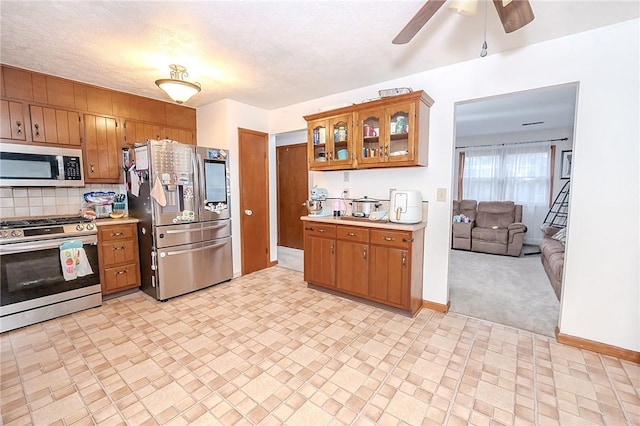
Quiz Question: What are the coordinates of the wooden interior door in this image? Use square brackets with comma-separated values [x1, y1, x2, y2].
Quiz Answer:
[277, 143, 308, 249]
[238, 128, 270, 275]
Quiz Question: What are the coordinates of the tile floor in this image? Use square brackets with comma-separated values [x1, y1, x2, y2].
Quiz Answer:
[1, 267, 638, 425]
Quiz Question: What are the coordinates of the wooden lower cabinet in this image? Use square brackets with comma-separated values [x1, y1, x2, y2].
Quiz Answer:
[336, 225, 369, 297]
[98, 222, 141, 295]
[303, 220, 424, 316]
[303, 223, 336, 288]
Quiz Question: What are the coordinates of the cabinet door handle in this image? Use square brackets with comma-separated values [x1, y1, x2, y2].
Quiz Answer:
[111, 232, 124, 237]
[318, 229, 325, 233]
[402, 238, 414, 243]
[304, 227, 314, 231]
[331, 243, 334, 254]
[348, 232, 357, 236]
[363, 249, 367, 260]
[384, 236, 395, 241]
[90, 163, 95, 174]
[34, 123, 40, 137]
[115, 270, 127, 275]
[113, 246, 124, 251]
[402, 254, 407, 267]
[15, 121, 22, 135]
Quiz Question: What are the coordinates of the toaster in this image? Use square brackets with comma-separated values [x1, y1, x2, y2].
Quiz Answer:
[389, 190, 423, 224]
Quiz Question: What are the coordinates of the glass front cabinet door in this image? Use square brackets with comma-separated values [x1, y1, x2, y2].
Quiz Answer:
[356, 108, 383, 166]
[307, 113, 353, 170]
[385, 101, 416, 164]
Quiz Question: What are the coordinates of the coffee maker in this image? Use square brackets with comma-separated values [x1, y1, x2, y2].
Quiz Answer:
[305, 187, 331, 217]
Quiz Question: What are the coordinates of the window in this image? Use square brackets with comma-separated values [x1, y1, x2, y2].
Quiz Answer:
[457, 142, 552, 244]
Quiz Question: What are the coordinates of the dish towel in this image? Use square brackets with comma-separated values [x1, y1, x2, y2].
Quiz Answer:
[59, 241, 94, 281]
[150, 176, 167, 206]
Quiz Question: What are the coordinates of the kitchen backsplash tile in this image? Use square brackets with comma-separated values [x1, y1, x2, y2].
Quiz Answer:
[0, 184, 126, 219]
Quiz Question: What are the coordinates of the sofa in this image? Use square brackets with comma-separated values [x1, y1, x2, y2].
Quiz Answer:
[539, 226, 565, 300]
[452, 200, 528, 257]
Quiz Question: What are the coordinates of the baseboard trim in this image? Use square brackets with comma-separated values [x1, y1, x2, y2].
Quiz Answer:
[422, 300, 450, 313]
[555, 326, 640, 363]
[268, 260, 278, 267]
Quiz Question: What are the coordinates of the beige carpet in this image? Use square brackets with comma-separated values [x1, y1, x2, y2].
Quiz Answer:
[448, 249, 559, 337]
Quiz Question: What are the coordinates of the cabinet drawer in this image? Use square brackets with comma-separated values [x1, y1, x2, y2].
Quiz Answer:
[99, 224, 136, 242]
[103, 263, 139, 290]
[337, 226, 369, 243]
[370, 229, 413, 249]
[303, 224, 336, 238]
[101, 240, 137, 267]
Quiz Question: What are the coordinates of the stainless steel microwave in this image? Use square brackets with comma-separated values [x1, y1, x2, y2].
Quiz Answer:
[0, 142, 84, 187]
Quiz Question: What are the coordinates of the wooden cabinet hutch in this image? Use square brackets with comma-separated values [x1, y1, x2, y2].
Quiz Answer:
[304, 90, 433, 171]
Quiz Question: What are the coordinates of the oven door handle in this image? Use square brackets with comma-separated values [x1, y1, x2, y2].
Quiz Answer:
[0, 236, 97, 255]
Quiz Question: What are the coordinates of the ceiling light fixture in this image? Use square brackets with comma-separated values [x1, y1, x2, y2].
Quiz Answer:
[449, 0, 479, 16]
[155, 64, 201, 104]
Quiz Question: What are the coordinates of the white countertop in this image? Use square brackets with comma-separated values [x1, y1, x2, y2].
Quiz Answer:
[301, 215, 427, 231]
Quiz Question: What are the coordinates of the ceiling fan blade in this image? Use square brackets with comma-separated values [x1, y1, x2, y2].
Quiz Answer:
[492, 0, 535, 33]
[392, 0, 447, 45]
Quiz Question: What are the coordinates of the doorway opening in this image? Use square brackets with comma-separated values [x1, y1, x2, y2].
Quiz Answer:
[275, 131, 308, 271]
[448, 83, 578, 337]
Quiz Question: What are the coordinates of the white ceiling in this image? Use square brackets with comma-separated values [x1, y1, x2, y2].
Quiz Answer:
[0, 1, 637, 134]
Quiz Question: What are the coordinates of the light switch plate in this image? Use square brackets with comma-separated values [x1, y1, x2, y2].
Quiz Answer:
[437, 188, 447, 202]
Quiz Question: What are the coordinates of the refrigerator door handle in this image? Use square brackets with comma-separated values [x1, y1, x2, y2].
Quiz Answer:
[165, 228, 201, 235]
[201, 224, 227, 231]
[163, 223, 226, 234]
[164, 241, 228, 256]
[196, 152, 206, 219]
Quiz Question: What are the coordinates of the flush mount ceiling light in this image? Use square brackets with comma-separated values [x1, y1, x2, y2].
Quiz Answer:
[449, 0, 479, 16]
[155, 64, 201, 104]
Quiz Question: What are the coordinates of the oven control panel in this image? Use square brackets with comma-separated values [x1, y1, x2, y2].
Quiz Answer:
[0, 218, 97, 243]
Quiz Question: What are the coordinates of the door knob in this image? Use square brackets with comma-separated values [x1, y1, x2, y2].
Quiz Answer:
[244, 209, 253, 216]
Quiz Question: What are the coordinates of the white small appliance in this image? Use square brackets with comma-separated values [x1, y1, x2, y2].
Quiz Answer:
[389, 190, 423, 224]
[305, 187, 331, 217]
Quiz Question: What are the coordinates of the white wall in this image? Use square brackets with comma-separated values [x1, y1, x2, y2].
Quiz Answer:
[197, 100, 271, 276]
[262, 20, 639, 352]
[197, 20, 639, 352]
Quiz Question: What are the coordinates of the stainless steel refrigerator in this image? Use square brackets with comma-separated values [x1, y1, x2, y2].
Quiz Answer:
[127, 140, 233, 301]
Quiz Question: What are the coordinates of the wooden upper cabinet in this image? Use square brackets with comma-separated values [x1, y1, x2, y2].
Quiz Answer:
[29, 105, 81, 146]
[123, 119, 162, 146]
[0, 67, 5, 97]
[305, 90, 433, 170]
[112, 92, 132, 118]
[2, 66, 34, 101]
[86, 87, 113, 116]
[135, 97, 166, 124]
[0, 100, 26, 141]
[45, 76, 76, 109]
[164, 126, 195, 145]
[83, 113, 120, 182]
[32, 74, 48, 104]
[2, 65, 196, 148]
[165, 103, 196, 129]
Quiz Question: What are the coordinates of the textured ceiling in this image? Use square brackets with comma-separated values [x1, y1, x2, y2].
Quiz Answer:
[1, 1, 637, 113]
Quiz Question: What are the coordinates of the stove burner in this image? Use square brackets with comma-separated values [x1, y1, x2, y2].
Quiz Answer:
[0, 216, 91, 230]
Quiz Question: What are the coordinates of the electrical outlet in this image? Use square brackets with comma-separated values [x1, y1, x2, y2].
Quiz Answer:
[343, 171, 349, 182]
[342, 189, 349, 199]
[437, 188, 447, 202]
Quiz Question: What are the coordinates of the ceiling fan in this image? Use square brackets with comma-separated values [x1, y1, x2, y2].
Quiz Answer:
[392, 0, 535, 45]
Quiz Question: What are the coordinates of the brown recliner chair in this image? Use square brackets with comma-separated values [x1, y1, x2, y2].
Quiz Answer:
[472, 201, 527, 256]
[452, 200, 477, 250]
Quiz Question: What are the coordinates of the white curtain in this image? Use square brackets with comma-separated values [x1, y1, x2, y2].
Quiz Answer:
[460, 141, 551, 245]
